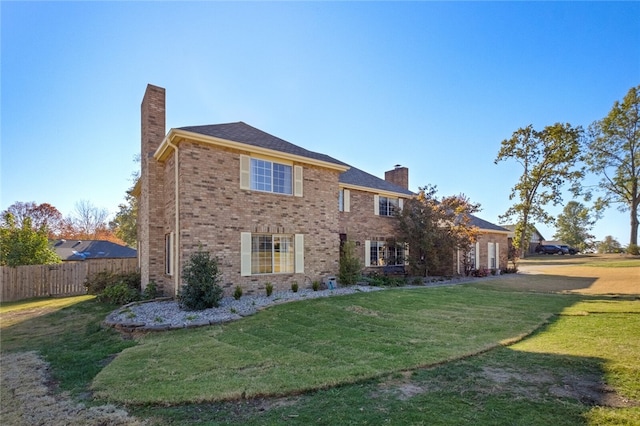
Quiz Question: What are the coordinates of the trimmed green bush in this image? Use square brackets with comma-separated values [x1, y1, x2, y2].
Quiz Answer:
[265, 282, 273, 297]
[312, 280, 320, 291]
[233, 286, 243, 300]
[627, 244, 640, 255]
[291, 281, 298, 293]
[178, 250, 223, 311]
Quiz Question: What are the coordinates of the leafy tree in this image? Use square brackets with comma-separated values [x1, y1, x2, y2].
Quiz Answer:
[0, 213, 61, 266]
[597, 235, 622, 254]
[1, 201, 66, 237]
[396, 185, 480, 276]
[339, 240, 362, 285]
[109, 192, 138, 247]
[585, 85, 640, 246]
[553, 201, 595, 252]
[495, 123, 583, 257]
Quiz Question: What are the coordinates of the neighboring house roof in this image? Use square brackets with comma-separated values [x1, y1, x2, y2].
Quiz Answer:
[468, 216, 510, 233]
[502, 224, 545, 241]
[52, 240, 137, 261]
[340, 166, 415, 196]
[178, 122, 348, 168]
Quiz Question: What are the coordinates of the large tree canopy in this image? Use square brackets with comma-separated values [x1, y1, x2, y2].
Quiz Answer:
[495, 123, 583, 256]
[0, 213, 61, 266]
[396, 185, 480, 277]
[1, 202, 66, 237]
[586, 85, 640, 246]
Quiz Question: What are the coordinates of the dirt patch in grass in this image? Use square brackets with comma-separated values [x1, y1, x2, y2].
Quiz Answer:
[0, 351, 145, 425]
[373, 365, 639, 408]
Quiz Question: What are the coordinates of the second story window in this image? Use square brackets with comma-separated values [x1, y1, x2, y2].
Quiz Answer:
[251, 158, 292, 195]
[378, 196, 399, 216]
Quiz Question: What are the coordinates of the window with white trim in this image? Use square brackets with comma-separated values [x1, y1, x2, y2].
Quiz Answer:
[375, 195, 401, 216]
[366, 239, 406, 266]
[241, 232, 304, 276]
[251, 158, 292, 194]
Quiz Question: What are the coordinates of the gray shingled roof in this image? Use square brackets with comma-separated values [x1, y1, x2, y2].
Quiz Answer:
[339, 166, 415, 196]
[53, 240, 137, 261]
[467, 216, 510, 233]
[179, 122, 347, 167]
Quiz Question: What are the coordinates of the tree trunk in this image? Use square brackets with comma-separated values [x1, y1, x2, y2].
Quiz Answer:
[631, 205, 639, 246]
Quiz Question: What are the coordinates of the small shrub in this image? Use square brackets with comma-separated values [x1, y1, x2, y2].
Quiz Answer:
[412, 277, 423, 286]
[233, 285, 243, 300]
[178, 249, 223, 311]
[265, 282, 273, 297]
[142, 280, 158, 300]
[291, 281, 299, 293]
[97, 282, 140, 305]
[312, 280, 320, 291]
[627, 244, 640, 255]
[86, 271, 141, 295]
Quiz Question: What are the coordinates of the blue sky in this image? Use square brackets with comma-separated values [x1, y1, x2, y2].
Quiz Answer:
[2, 1, 639, 245]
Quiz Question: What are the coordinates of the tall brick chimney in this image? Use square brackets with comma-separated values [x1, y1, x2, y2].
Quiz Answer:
[139, 84, 166, 293]
[385, 165, 409, 190]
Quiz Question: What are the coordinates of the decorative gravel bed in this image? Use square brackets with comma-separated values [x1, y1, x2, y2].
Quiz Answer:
[105, 285, 384, 332]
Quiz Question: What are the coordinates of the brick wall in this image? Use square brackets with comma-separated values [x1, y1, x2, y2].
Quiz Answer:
[339, 188, 403, 272]
[161, 141, 342, 296]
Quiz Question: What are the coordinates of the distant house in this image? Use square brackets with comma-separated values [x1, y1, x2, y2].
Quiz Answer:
[503, 225, 545, 254]
[52, 240, 137, 261]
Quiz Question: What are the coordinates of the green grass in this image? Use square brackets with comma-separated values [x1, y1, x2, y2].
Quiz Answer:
[92, 285, 579, 404]
[1, 296, 136, 397]
[3, 267, 639, 425]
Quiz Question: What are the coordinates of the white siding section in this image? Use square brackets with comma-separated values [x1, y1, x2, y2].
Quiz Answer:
[240, 232, 252, 276]
[295, 234, 304, 273]
[294, 165, 303, 197]
[239, 155, 250, 190]
[364, 240, 371, 267]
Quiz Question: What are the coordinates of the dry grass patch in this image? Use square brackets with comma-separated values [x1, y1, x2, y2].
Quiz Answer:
[0, 351, 145, 425]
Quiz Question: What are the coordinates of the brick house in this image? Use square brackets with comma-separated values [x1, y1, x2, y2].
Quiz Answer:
[136, 84, 508, 296]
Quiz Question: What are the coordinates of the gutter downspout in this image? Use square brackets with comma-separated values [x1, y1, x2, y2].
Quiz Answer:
[167, 139, 180, 296]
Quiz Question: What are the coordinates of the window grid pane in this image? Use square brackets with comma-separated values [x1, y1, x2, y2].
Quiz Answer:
[251, 159, 272, 192]
[251, 235, 273, 274]
[273, 163, 292, 194]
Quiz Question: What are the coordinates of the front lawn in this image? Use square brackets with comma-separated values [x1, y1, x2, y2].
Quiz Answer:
[92, 285, 579, 404]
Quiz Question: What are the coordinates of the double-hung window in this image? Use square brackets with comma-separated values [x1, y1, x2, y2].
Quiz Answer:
[241, 232, 304, 276]
[251, 159, 292, 194]
[366, 239, 406, 266]
[251, 234, 294, 274]
[378, 196, 399, 216]
[240, 155, 303, 196]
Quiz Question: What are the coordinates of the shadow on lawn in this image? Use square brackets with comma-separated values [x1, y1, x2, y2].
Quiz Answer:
[131, 349, 634, 425]
[477, 272, 601, 294]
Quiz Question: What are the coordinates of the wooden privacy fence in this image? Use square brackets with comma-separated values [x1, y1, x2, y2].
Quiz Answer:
[0, 258, 138, 303]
